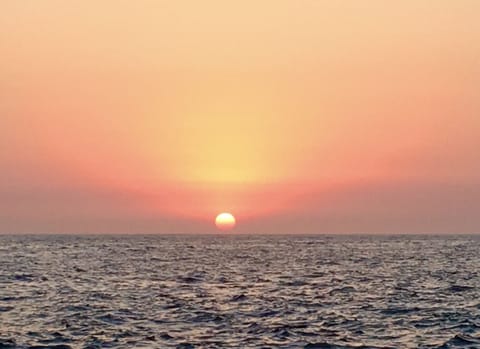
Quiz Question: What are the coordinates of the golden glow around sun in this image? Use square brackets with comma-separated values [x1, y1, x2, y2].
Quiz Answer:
[215, 212, 236, 231]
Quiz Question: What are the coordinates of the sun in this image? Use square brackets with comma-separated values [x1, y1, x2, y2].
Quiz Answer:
[215, 212, 236, 231]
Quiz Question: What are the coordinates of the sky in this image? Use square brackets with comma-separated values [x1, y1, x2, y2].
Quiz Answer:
[1, 1, 479, 234]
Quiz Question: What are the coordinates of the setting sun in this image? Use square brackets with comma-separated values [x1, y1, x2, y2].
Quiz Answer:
[215, 213, 236, 231]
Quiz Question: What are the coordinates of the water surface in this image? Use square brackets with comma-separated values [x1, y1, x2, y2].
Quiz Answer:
[1, 234, 480, 348]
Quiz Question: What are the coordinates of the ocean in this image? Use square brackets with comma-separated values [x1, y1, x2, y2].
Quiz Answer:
[1, 234, 479, 348]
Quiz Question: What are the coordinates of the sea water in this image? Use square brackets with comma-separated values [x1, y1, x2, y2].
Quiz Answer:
[1, 234, 480, 348]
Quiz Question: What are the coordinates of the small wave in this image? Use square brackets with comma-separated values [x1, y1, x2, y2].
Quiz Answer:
[304, 342, 336, 348]
[178, 276, 202, 283]
[230, 294, 248, 302]
[97, 313, 126, 325]
[159, 333, 174, 340]
[380, 306, 421, 315]
[436, 333, 480, 348]
[0, 338, 16, 349]
[27, 345, 72, 349]
[13, 273, 35, 282]
[305, 343, 394, 349]
[0, 306, 14, 312]
[328, 286, 357, 295]
[448, 285, 475, 292]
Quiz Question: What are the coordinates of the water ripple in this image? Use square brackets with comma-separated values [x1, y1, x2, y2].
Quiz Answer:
[0, 234, 480, 348]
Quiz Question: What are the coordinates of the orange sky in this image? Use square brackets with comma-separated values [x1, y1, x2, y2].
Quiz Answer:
[1, 1, 479, 233]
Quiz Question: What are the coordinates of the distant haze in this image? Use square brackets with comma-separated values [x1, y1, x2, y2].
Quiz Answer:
[1, 1, 479, 233]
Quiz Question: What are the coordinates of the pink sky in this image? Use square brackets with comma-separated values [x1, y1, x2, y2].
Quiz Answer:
[1, 1, 479, 233]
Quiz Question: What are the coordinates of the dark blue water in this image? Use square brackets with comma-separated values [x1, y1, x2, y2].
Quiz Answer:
[1, 235, 480, 348]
